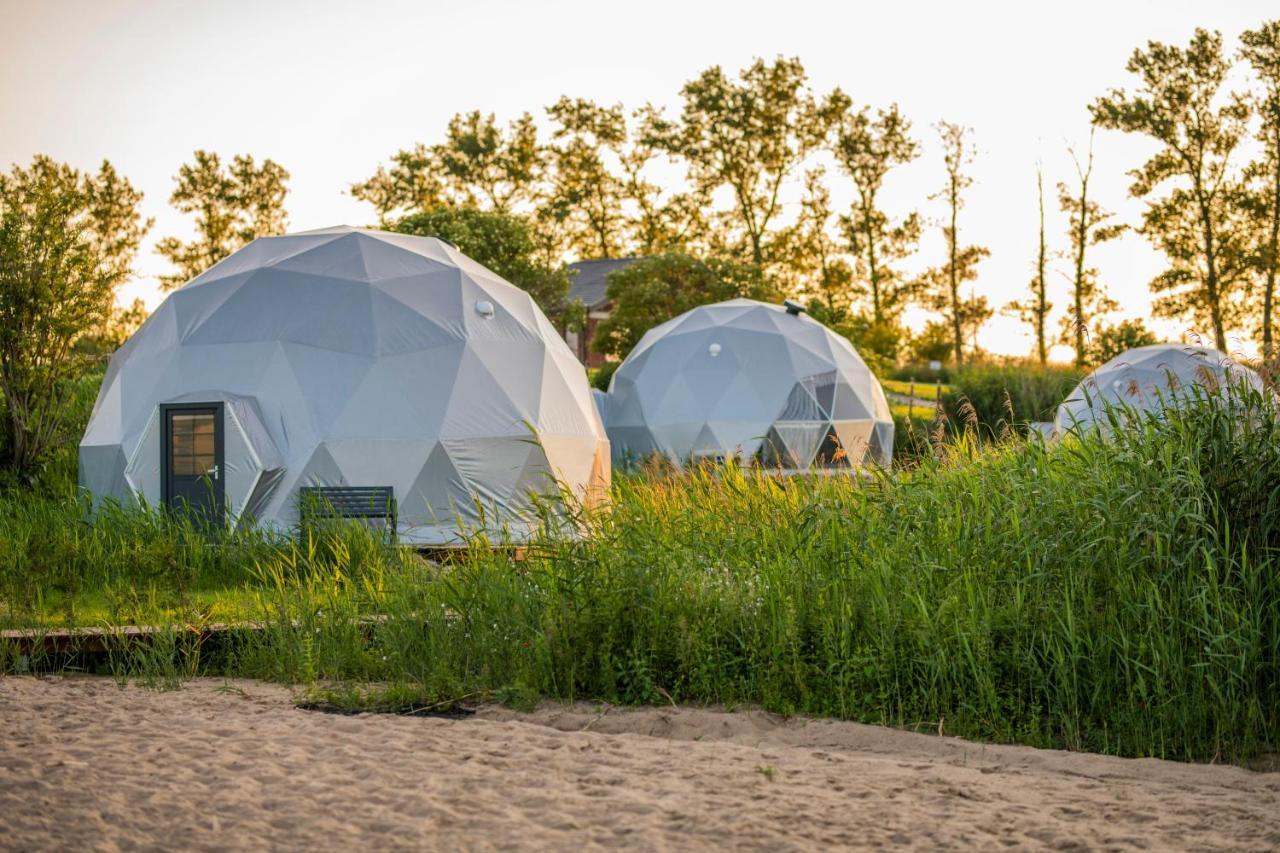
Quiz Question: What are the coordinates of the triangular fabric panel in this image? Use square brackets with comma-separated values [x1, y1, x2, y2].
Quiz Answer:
[831, 420, 875, 467]
[773, 422, 828, 470]
[777, 382, 824, 422]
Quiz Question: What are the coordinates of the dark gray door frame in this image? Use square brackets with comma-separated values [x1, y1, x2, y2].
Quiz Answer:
[160, 402, 225, 528]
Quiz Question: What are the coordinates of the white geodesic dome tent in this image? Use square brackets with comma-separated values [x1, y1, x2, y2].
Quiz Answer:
[603, 299, 894, 469]
[80, 226, 609, 544]
[1053, 343, 1267, 436]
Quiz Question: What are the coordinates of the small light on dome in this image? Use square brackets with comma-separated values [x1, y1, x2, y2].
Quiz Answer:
[475, 300, 495, 318]
[708, 343, 722, 357]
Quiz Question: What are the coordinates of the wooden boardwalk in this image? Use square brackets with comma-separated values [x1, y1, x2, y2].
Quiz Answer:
[1, 622, 260, 656]
[2, 615, 389, 658]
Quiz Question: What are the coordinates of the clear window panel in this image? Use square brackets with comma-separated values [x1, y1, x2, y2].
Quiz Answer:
[170, 412, 216, 476]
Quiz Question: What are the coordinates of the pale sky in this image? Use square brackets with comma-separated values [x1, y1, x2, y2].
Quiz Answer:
[1, 0, 1274, 360]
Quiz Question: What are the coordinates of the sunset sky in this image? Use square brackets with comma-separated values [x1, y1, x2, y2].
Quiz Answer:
[2, 0, 1275, 360]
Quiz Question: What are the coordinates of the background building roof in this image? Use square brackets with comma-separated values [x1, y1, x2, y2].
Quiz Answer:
[567, 258, 640, 310]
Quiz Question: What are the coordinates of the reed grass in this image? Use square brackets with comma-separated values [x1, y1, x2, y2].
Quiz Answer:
[2, 382, 1277, 763]
[938, 362, 1085, 435]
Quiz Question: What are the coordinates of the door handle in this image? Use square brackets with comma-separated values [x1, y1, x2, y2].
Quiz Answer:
[207, 464, 219, 481]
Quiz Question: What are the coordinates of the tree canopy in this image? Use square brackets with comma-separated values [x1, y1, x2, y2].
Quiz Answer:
[1241, 20, 1280, 356]
[1092, 29, 1252, 351]
[591, 253, 780, 359]
[832, 102, 920, 324]
[0, 156, 149, 476]
[648, 57, 846, 268]
[1088, 319, 1160, 366]
[155, 150, 289, 289]
[392, 206, 579, 328]
[347, 31, 1280, 364]
[1059, 130, 1126, 366]
[919, 122, 991, 365]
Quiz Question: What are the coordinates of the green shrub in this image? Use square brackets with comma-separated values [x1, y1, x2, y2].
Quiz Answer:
[590, 360, 620, 392]
[941, 362, 1084, 435]
[889, 362, 954, 384]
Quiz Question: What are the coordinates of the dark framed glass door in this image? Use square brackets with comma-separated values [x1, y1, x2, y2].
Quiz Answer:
[161, 403, 224, 528]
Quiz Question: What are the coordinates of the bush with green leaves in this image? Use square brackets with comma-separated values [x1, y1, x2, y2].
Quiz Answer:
[0, 156, 148, 479]
[939, 362, 1085, 435]
[590, 252, 779, 360]
[589, 361, 620, 392]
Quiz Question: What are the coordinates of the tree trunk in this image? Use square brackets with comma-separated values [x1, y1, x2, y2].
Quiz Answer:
[1036, 170, 1048, 365]
[862, 194, 883, 324]
[1073, 203, 1088, 367]
[1073, 260, 1086, 366]
[948, 178, 963, 366]
[1198, 192, 1226, 352]
[1264, 138, 1280, 360]
[868, 239, 882, 323]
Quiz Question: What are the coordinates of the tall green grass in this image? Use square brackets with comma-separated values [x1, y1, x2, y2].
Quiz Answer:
[3, 380, 1277, 763]
[887, 360, 1084, 460]
[0, 491, 273, 628]
[115, 387, 1280, 761]
[940, 362, 1085, 435]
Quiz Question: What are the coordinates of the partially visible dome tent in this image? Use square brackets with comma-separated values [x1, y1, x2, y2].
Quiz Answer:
[1053, 343, 1266, 436]
[590, 388, 610, 425]
[80, 226, 609, 544]
[603, 299, 893, 469]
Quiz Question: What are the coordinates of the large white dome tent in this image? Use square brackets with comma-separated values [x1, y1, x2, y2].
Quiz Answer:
[79, 226, 609, 545]
[602, 299, 894, 470]
[1053, 343, 1267, 436]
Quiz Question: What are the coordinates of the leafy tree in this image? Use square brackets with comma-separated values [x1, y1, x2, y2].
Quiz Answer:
[1059, 131, 1125, 366]
[591, 253, 780, 359]
[625, 106, 711, 255]
[541, 99, 712, 258]
[1241, 21, 1280, 358]
[1092, 28, 1253, 351]
[354, 112, 543, 222]
[0, 156, 149, 476]
[437, 111, 542, 213]
[393, 206, 578, 327]
[155, 150, 289, 288]
[788, 168, 854, 310]
[1006, 167, 1052, 364]
[75, 297, 148, 357]
[649, 57, 844, 266]
[350, 145, 446, 224]
[907, 320, 956, 365]
[920, 122, 991, 365]
[832, 102, 920, 324]
[1087, 318, 1160, 365]
[790, 170, 903, 367]
[543, 98, 630, 259]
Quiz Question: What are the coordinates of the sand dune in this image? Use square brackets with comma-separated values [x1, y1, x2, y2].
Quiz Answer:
[1, 677, 1277, 851]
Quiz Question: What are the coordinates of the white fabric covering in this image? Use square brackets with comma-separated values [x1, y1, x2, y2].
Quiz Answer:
[602, 299, 894, 469]
[80, 227, 609, 544]
[1053, 343, 1266, 436]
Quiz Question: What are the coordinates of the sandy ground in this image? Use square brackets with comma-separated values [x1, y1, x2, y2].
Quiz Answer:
[1, 677, 1278, 851]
